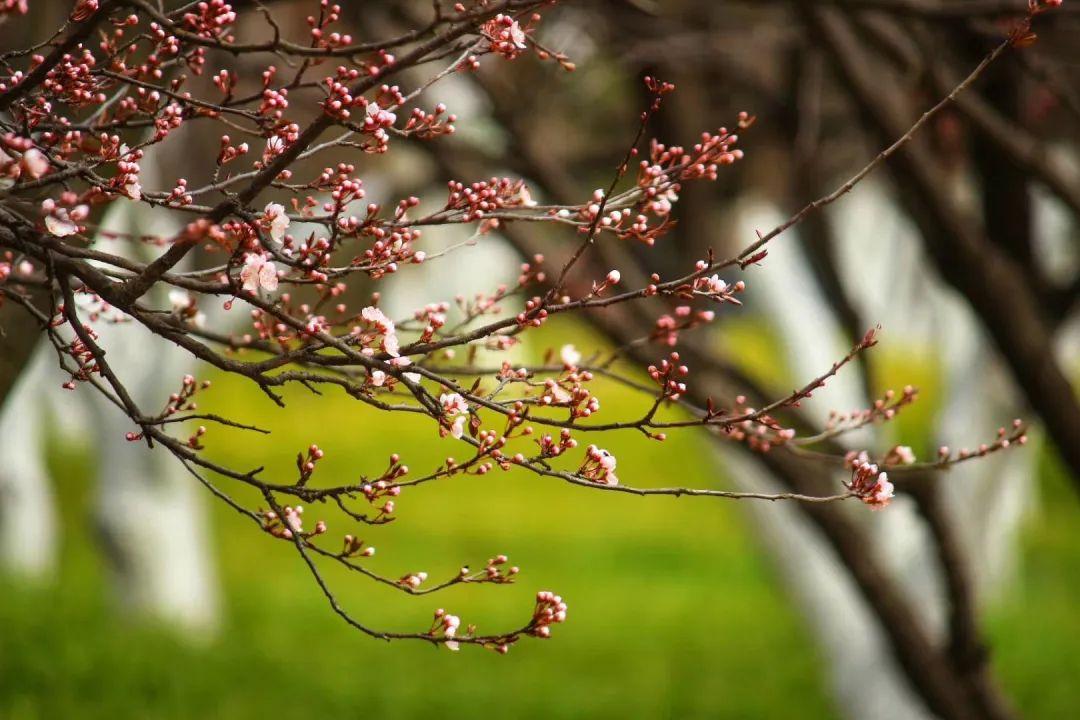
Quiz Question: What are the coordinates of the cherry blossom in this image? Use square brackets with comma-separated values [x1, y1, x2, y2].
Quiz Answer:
[884, 445, 916, 466]
[41, 200, 88, 237]
[361, 305, 400, 355]
[508, 21, 528, 49]
[560, 344, 582, 367]
[239, 253, 279, 293]
[0, 0, 1046, 656]
[581, 445, 619, 486]
[263, 202, 290, 243]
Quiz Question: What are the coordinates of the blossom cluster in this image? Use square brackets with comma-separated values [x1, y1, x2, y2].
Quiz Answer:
[0, 0, 1046, 654]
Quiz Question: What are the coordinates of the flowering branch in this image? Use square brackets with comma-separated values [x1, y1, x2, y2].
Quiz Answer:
[0, 0, 1056, 652]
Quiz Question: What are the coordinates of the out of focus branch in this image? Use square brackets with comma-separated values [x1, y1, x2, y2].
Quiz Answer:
[807, 5, 1080, 493]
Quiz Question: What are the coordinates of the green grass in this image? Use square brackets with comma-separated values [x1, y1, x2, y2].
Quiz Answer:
[1, 327, 1077, 718]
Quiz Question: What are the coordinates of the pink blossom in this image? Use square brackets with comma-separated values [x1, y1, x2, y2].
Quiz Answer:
[240, 253, 279, 293]
[21, 148, 48, 178]
[560, 344, 582, 367]
[263, 202, 290, 243]
[169, 289, 192, 311]
[703, 275, 728, 294]
[440, 392, 468, 417]
[508, 20, 528, 49]
[122, 178, 142, 200]
[42, 201, 89, 237]
[401, 571, 428, 589]
[361, 306, 399, 355]
[516, 183, 538, 207]
[450, 415, 466, 439]
[581, 445, 619, 485]
[868, 473, 895, 509]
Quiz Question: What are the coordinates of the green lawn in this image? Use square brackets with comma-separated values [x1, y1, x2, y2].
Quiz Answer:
[1, 326, 1077, 718]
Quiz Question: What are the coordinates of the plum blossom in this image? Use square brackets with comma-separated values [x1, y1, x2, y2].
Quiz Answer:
[530, 591, 568, 639]
[240, 253, 279, 293]
[364, 101, 397, 129]
[516, 183, 538, 207]
[507, 20, 529, 48]
[361, 305, 400, 355]
[169, 289, 192, 311]
[649, 188, 678, 217]
[20, 148, 48, 178]
[449, 416, 466, 439]
[1, 144, 49, 183]
[581, 445, 619, 485]
[440, 392, 468, 417]
[42, 200, 89, 237]
[122, 177, 142, 200]
[560, 344, 582, 367]
[401, 571, 428, 589]
[846, 451, 895, 509]
[263, 202, 290, 243]
[266, 135, 286, 155]
[440, 392, 469, 439]
[703, 275, 728, 294]
[443, 617, 461, 651]
[867, 473, 895, 509]
[283, 505, 303, 533]
[884, 445, 916, 466]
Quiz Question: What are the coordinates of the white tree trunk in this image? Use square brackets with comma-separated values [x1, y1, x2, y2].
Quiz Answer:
[728, 187, 1039, 719]
[0, 347, 60, 579]
[0, 187, 220, 634]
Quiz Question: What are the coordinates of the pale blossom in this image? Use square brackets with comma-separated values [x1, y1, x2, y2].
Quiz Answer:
[560, 344, 582, 367]
[263, 202, 290, 243]
[383, 331, 400, 356]
[284, 505, 303, 533]
[42, 201, 89, 237]
[440, 392, 468, 417]
[240, 253, 279, 293]
[516, 183, 538, 207]
[894, 446, 916, 465]
[508, 20, 528, 48]
[703, 275, 728, 294]
[21, 148, 48, 178]
[45, 213, 78, 237]
[583, 445, 619, 485]
[442, 613, 462, 651]
[123, 178, 142, 200]
[649, 188, 678, 216]
[365, 101, 397, 127]
[361, 306, 393, 329]
[450, 415, 466, 439]
[370, 370, 386, 387]
[169, 289, 192, 311]
[868, 473, 895, 509]
[265, 135, 286, 155]
[402, 571, 428, 589]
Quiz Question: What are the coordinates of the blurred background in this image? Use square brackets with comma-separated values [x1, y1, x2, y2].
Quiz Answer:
[1, 1, 1078, 718]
